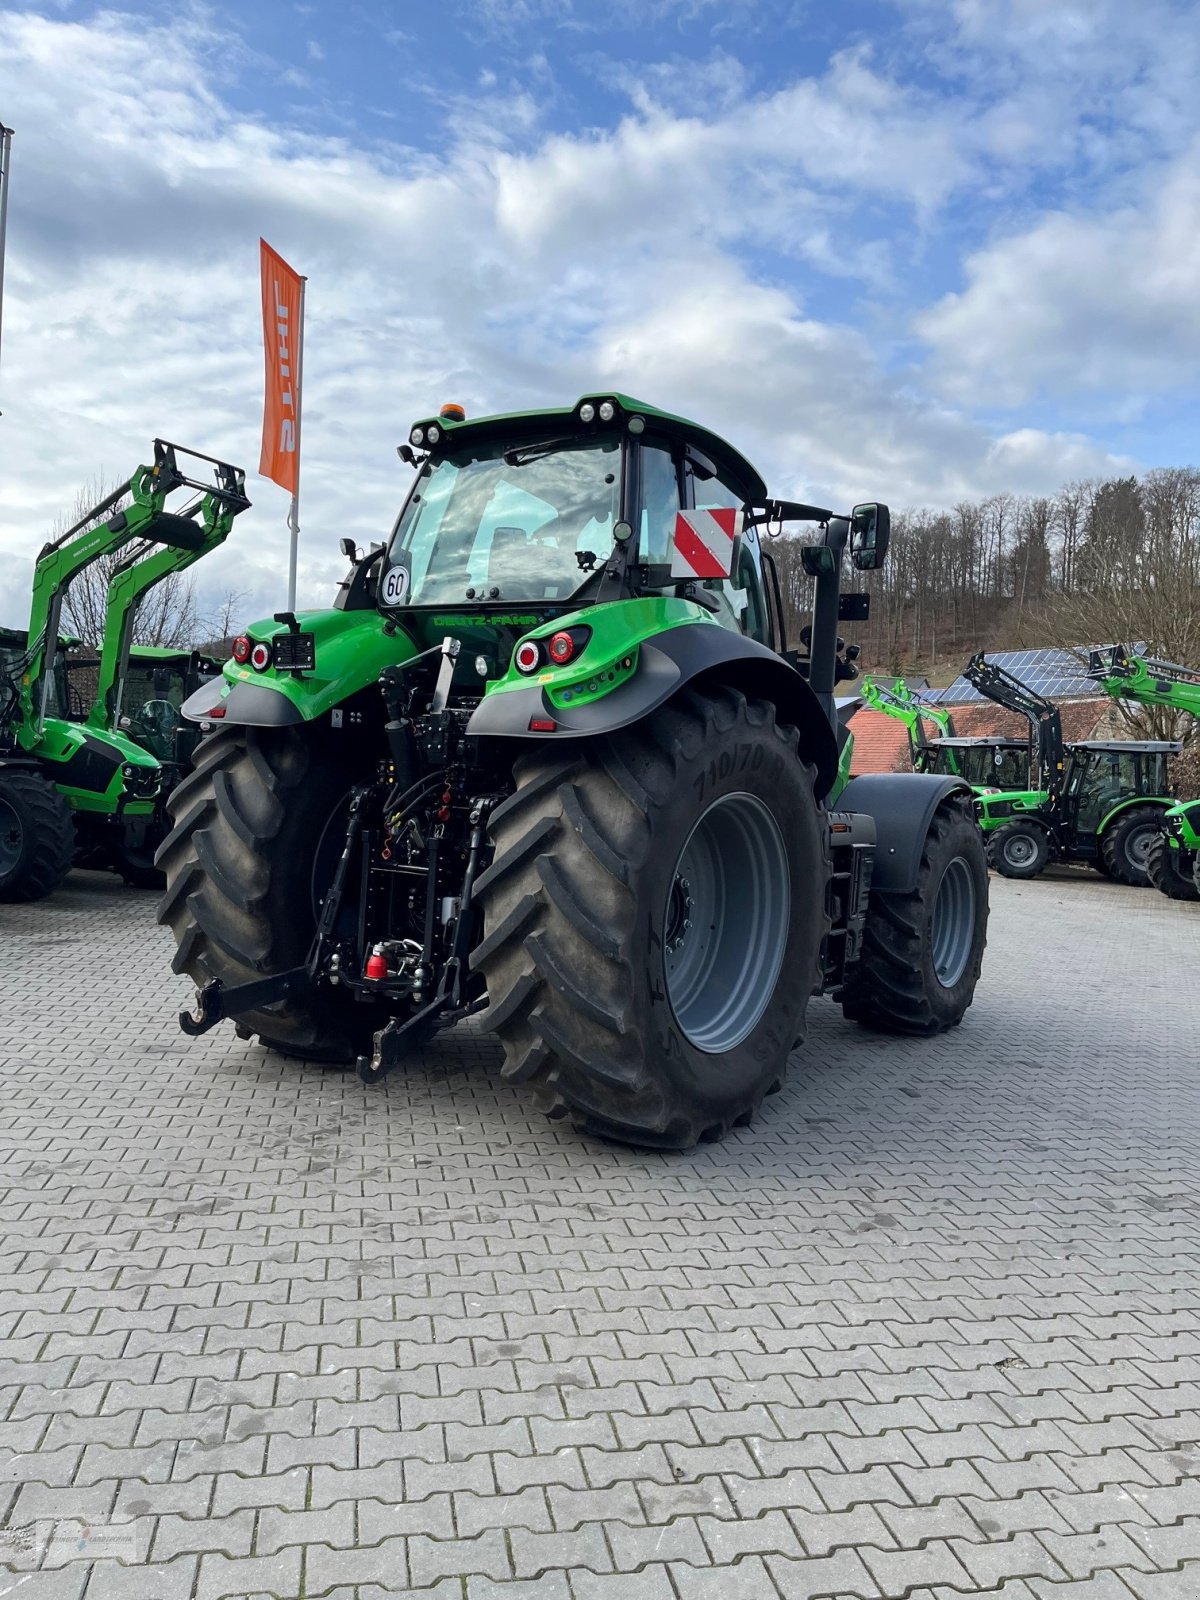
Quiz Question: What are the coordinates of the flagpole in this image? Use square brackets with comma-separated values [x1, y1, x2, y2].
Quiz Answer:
[0, 122, 14, 402]
[287, 274, 307, 611]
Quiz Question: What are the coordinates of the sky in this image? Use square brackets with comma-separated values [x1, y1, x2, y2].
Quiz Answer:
[0, 0, 1197, 630]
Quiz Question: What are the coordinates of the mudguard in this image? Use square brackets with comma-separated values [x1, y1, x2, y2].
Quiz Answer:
[836, 772, 973, 894]
[467, 620, 841, 798]
[1097, 794, 1173, 835]
[181, 610, 415, 728]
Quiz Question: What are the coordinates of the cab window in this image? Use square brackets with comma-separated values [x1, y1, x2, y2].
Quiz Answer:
[684, 459, 768, 645]
[637, 440, 683, 566]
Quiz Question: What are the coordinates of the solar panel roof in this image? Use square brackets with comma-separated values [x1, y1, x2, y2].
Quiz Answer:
[917, 646, 1134, 705]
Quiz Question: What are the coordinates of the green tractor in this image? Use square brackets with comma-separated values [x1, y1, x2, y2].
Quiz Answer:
[112, 646, 224, 765]
[0, 442, 247, 901]
[161, 395, 990, 1148]
[967, 653, 1180, 885]
[1087, 645, 1200, 901]
[858, 676, 1035, 791]
[52, 644, 226, 885]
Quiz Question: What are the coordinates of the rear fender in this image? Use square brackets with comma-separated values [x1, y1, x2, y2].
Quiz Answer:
[468, 607, 840, 796]
[1097, 795, 1172, 835]
[836, 773, 974, 894]
[181, 609, 415, 727]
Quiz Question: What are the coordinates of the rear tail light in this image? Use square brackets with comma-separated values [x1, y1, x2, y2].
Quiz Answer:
[231, 635, 251, 664]
[514, 640, 540, 674]
[249, 642, 272, 672]
[548, 631, 575, 665]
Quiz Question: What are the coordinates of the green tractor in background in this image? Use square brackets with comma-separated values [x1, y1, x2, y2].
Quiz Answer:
[1087, 645, 1200, 901]
[112, 646, 224, 765]
[858, 675, 1032, 790]
[967, 653, 1180, 886]
[0, 442, 247, 901]
[161, 395, 990, 1149]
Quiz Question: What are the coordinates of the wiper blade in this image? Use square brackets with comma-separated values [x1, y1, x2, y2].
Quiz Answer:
[503, 437, 577, 467]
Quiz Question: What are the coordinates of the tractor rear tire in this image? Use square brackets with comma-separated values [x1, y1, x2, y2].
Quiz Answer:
[1145, 832, 1199, 901]
[0, 768, 75, 903]
[474, 687, 827, 1149]
[986, 818, 1050, 879]
[1100, 805, 1162, 887]
[156, 724, 382, 1059]
[840, 801, 988, 1036]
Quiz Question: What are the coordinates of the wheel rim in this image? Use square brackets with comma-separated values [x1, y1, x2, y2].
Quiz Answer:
[663, 792, 790, 1055]
[931, 856, 976, 988]
[1003, 832, 1037, 868]
[1125, 826, 1155, 871]
[0, 797, 22, 878]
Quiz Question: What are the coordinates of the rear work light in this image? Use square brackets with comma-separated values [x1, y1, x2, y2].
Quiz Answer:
[231, 635, 251, 664]
[249, 641, 272, 672]
[514, 640, 540, 675]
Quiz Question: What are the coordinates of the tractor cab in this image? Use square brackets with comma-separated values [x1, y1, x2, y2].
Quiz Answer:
[1060, 741, 1180, 840]
[925, 736, 1032, 791]
[337, 395, 789, 687]
[115, 647, 222, 763]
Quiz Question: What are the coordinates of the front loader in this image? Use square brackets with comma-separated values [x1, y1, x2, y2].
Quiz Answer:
[1087, 645, 1200, 900]
[0, 442, 247, 900]
[858, 676, 956, 772]
[78, 449, 247, 881]
[968, 653, 1180, 886]
[160, 395, 990, 1149]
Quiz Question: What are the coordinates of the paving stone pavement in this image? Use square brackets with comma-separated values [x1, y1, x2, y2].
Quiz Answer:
[1, 864, 1199, 1600]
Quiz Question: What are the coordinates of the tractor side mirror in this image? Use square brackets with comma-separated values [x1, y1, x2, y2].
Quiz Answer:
[850, 503, 890, 571]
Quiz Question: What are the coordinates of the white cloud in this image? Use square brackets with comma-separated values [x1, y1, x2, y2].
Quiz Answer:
[0, 6, 1143, 633]
[917, 143, 1200, 406]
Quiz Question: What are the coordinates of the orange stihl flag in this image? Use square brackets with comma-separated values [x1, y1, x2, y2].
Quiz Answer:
[258, 239, 304, 494]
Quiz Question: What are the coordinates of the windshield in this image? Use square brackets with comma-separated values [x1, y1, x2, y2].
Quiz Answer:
[384, 438, 622, 607]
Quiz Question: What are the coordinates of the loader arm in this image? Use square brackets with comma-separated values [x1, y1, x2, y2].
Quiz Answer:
[88, 460, 248, 737]
[17, 442, 248, 748]
[964, 652, 1064, 798]
[1087, 645, 1200, 724]
[860, 676, 957, 769]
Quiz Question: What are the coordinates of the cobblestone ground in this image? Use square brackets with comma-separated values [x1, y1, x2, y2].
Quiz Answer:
[1, 866, 1199, 1600]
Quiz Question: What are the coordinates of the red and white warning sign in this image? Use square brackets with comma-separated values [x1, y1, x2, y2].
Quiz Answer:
[670, 507, 742, 579]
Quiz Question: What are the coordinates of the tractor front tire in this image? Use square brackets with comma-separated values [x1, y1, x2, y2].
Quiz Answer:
[0, 769, 75, 903]
[1145, 833, 1199, 902]
[1100, 805, 1163, 887]
[157, 724, 382, 1059]
[987, 818, 1050, 879]
[475, 688, 827, 1149]
[840, 801, 988, 1036]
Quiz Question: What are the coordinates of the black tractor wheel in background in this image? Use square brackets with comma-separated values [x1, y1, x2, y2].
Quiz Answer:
[986, 818, 1051, 879]
[115, 834, 165, 890]
[474, 687, 828, 1149]
[157, 724, 383, 1059]
[840, 801, 988, 1036]
[1100, 805, 1163, 887]
[0, 768, 75, 904]
[1145, 831, 1199, 902]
